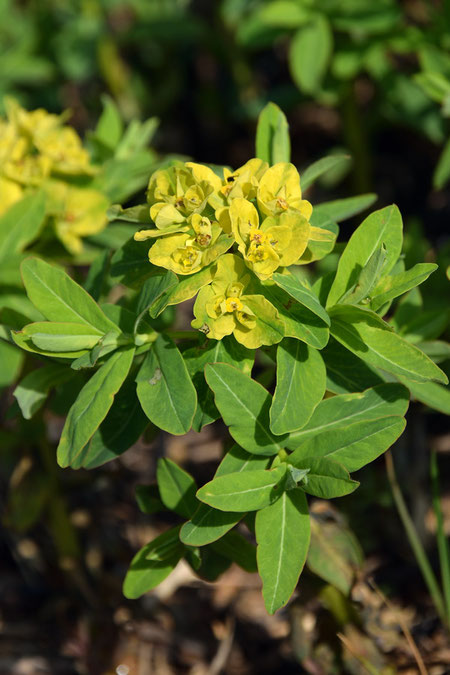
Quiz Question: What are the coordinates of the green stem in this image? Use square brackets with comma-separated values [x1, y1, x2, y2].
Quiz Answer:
[430, 451, 450, 625]
[385, 451, 447, 624]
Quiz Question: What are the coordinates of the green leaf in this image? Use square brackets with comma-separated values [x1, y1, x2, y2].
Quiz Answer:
[71, 379, 149, 469]
[13, 322, 104, 359]
[327, 205, 402, 307]
[211, 531, 257, 573]
[0, 340, 24, 388]
[307, 516, 363, 595]
[397, 310, 449, 344]
[272, 272, 330, 326]
[270, 339, 326, 434]
[313, 193, 377, 225]
[285, 383, 409, 471]
[135, 270, 178, 319]
[286, 383, 408, 446]
[123, 526, 184, 599]
[135, 485, 164, 515]
[301, 155, 351, 191]
[83, 250, 110, 302]
[14, 364, 73, 419]
[110, 235, 155, 287]
[57, 348, 135, 468]
[397, 377, 450, 415]
[184, 336, 254, 431]
[136, 334, 197, 435]
[289, 414, 406, 473]
[256, 489, 310, 614]
[330, 305, 448, 384]
[216, 444, 272, 476]
[0, 192, 46, 261]
[291, 457, 359, 498]
[289, 15, 333, 94]
[21, 258, 118, 335]
[434, 137, 450, 190]
[260, 282, 329, 349]
[205, 363, 288, 456]
[157, 458, 197, 519]
[341, 244, 387, 305]
[255, 102, 291, 165]
[196, 465, 287, 512]
[322, 337, 385, 394]
[370, 263, 438, 312]
[28, 323, 103, 353]
[94, 95, 123, 150]
[180, 505, 243, 546]
[150, 263, 215, 317]
[180, 444, 269, 546]
[256, 1, 311, 29]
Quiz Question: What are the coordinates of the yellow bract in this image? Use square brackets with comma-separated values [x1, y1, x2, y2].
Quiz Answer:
[0, 99, 106, 252]
[45, 181, 109, 255]
[134, 159, 319, 345]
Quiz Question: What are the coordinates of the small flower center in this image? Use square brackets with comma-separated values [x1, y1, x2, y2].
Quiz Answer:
[225, 297, 244, 313]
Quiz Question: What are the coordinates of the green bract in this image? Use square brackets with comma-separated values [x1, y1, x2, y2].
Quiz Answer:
[4, 101, 449, 618]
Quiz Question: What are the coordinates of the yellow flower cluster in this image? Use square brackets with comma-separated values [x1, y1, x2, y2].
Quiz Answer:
[134, 159, 320, 348]
[0, 99, 108, 254]
[135, 159, 312, 278]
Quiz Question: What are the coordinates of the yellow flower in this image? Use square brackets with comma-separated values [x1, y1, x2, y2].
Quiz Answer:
[0, 176, 23, 216]
[36, 127, 94, 175]
[230, 197, 310, 280]
[257, 162, 312, 219]
[45, 181, 109, 254]
[147, 162, 221, 225]
[192, 254, 284, 348]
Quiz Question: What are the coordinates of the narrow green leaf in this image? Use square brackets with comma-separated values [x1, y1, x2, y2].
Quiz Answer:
[256, 490, 310, 614]
[285, 383, 409, 449]
[341, 244, 387, 305]
[330, 305, 448, 384]
[157, 458, 197, 519]
[211, 531, 257, 573]
[180, 444, 269, 546]
[370, 263, 438, 312]
[13, 322, 104, 359]
[136, 270, 179, 317]
[14, 364, 73, 419]
[83, 250, 110, 302]
[123, 526, 184, 599]
[322, 337, 385, 394]
[260, 282, 329, 349]
[0, 340, 24, 388]
[272, 272, 330, 325]
[307, 517, 363, 595]
[255, 102, 291, 164]
[95, 95, 123, 150]
[21, 258, 118, 335]
[150, 263, 215, 317]
[0, 192, 46, 260]
[291, 457, 359, 498]
[135, 485, 165, 515]
[433, 137, 450, 190]
[289, 16, 332, 94]
[301, 155, 351, 191]
[313, 193, 377, 226]
[180, 505, 243, 546]
[110, 235, 155, 287]
[71, 379, 149, 469]
[57, 348, 135, 467]
[205, 363, 288, 456]
[29, 324, 103, 353]
[327, 205, 402, 307]
[136, 334, 197, 435]
[216, 444, 271, 476]
[289, 416, 406, 473]
[196, 465, 287, 512]
[397, 377, 450, 415]
[270, 339, 326, 434]
[183, 336, 254, 431]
